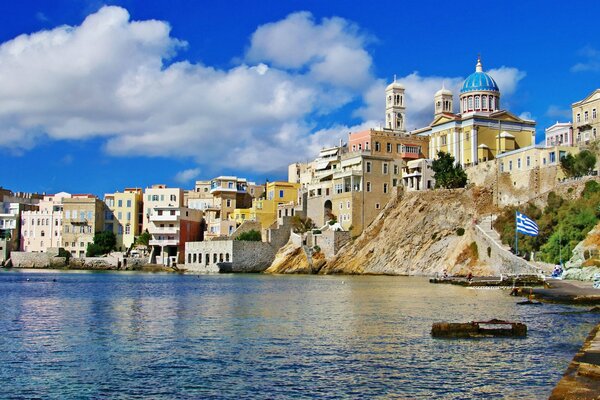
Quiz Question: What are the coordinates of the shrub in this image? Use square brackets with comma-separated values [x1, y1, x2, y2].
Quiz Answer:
[235, 230, 262, 241]
[456, 228, 465, 236]
[313, 245, 321, 253]
[86, 231, 117, 257]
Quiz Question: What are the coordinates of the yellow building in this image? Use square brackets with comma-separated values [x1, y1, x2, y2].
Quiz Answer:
[572, 88, 600, 145]
[232, 181, 299, 230]
[413, 57, 536, 165]
[104, 188, 142, 251]
[62, 195, 105, 258]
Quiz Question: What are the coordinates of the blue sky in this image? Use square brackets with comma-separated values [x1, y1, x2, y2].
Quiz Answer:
[1, 1, 599, 196]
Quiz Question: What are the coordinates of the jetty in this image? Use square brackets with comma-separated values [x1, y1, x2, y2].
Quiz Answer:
[431, 319, 527, 338]
[429, 274, 545, 287]
[550, 322, 600, 399]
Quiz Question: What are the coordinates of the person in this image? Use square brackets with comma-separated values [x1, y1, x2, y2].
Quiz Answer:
[467, 272, 473, 282]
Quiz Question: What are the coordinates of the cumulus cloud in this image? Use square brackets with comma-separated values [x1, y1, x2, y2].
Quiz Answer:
[174, 167, 201, 183]
[0, 7, 377, 172]
[487, 67, 526, 96]
[571, 46, 600, 72]
[0, 6, 528, 174]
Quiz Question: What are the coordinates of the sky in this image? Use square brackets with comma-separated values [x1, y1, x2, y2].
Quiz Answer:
[1, 0, 599, 196]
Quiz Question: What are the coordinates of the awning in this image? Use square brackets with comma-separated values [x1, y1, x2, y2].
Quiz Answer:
[340, 157, 362, 167]
[315, 160, 332, 170]
[319, 148, 339, 157]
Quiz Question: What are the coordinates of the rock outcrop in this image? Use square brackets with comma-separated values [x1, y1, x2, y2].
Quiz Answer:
[563, 222, 600, 281]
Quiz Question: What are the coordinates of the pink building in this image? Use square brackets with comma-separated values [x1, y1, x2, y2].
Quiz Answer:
[21, 192, 71, 252]
[348, 129, 428, 161]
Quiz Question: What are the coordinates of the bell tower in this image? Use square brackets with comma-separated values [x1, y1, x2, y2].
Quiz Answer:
[385, 76, 406, 131]
[434, 84, 453, 117]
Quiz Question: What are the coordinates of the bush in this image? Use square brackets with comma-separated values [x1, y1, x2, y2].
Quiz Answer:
[432, 151, 468, 189]
[456, 228, 465, 236]
[86, 231, 117, 257]
[313, 245, 321, 253]
[235, 230, 262, 241]
[86, 243, 104, 257]
[135, 230, 151, 246]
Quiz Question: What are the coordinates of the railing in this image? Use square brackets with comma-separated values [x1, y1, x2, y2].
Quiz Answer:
[150, 214, 179, 222]
[149, 226, 179, 234]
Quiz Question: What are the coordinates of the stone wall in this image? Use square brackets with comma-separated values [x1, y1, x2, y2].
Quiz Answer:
[230, 221, 262, 240]
[471, 224, 539, 275]
[69, 257, 119, 270]
[312, 229, 351, 259]
[266, 216, 292, 251]
[10, 251, 67, 269]
[185, 240, 275, 273]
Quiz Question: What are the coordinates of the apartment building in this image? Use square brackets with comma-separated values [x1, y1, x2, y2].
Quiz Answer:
[104, 188, 143, 251]
[21, 192, 71, 252]
[572, 89, 600, 145]
[61, 195, 105, 258]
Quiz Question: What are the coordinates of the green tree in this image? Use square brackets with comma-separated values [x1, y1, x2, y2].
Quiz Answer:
[432, 151, 468, 189]
[291, 216, 315, 234]
[561, 150, 597, 177]
[235, 229, 262, 241]
[135, 230, 151, 246]
[86, 231, 117, 257]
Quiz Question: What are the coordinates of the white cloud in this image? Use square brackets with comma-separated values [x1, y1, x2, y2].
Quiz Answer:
[174, 168, 201, 183]
[0, 6, 529, 174]
[518, 111, 533, 121]
[487, 67, 526, 96]
[546, 105, 572, 120]
[571, 46, 600, 72]
[0, 7, 378, 173]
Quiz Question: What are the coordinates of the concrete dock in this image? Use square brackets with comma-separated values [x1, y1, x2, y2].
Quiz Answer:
[550, 323, 600, 399]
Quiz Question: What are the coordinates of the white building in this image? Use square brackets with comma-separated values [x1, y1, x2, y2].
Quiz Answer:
[21, 192, 71, 252]
[545, 122, 573, 147]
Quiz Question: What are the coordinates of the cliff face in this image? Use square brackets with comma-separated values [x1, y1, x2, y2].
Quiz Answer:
[563, 222, 600, 281]
[321, 189, 488, 275]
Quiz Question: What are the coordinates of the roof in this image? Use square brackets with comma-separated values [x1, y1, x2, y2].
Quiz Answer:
[460, 58, 499, 94]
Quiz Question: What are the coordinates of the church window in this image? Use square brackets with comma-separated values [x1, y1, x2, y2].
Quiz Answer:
[400, 95, 403, 106]
[475, 96, 480, 109]
[437, 101, 441, 111]
[468, 96, 473, 111]
[490, 96, 495, 110]
[463, 98, 467, 112]
[482, 95, 487, 110]
[387, 95, 391, 104]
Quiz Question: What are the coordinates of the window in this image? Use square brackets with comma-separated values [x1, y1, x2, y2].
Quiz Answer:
[126, 212, 131, 221]
[475, 96, 480, 109]
[358, 143, 362, 151]
[170, 195, 177, 201]
[526, 156, 531, 167]
[386, 143, 392, 153]
[279, 190, 284, 198]
[549, 151, 556, 164]
[347, 201, 350, 209]
[463, 98, 467, 111]
[383, 163, 388, 174]
[577, 113, 581, 123]
[366, 162, 371, 173]
[160, 195, 164, 201]
[490, 96, 495, 110]
[118, 225, 123, 234]
[87, 211, 92, 220]
[500, 162, 504, 172]
[517, 158, 521, 169]
[593, 109, 597, 119]
[126, 200, 131, 208]
[374, 142, 381, 152]
[352, 145, 356, 151]
[170, 210, 176, 215]
[393, 165, 399, 175]
[226, 199, 232, 208]
[441, 135, 447, 145]
[117, 200, 122, 207]
[468, 96, 473, 110]
[482, 95, 487, 109]
[41, 230, 45, 237]
[125, 225, 131, 235]
[383, 183, 388, 194]
[375, 203, 380, 209]
[365, 142, 369, 150]
[339, 202, 343, 210]
[585, 111, 589, 122]
[509, 160, 512, 171]
[366, 182, 371, 192]
[118, 212, 122, 220]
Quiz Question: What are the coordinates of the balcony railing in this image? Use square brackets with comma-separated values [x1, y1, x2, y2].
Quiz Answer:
[149, 226, 179, 234]
[149, 239, 179, 246]
[149, 214, 179, 222]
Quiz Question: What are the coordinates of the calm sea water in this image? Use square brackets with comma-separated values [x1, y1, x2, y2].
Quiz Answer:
[0, 269, 596, 399]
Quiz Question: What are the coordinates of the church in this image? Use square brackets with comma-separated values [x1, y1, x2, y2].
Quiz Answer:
[409, 57, 536, 167]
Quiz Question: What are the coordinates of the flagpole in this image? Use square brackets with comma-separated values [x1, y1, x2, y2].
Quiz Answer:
[515, 211, 518, 256]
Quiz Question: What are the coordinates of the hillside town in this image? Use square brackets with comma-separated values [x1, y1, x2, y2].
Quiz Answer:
[2, 57, 599, 275]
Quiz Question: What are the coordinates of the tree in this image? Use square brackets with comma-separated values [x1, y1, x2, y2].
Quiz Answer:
[86, 231, 117, 257]
[561, 150, 597, 177]
[235, 230, 262, 241]
[291, 216, 315, 234]
[135, 230, 151, 246]
[432, 151, 468, 189]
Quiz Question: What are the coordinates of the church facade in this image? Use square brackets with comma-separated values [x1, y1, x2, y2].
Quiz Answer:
[411, 57, 536, 167]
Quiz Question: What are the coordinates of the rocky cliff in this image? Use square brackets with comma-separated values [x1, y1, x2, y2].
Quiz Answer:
[563, 222, 600, 281]
[267, 187, 530, 276]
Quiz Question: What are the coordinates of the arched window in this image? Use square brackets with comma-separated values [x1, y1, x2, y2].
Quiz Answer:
[490, 96, 495, 110]
[482, 95, 487, 110]
[226, 253, 230, 262]
[463, 98, 467, 112]
[468, 96, 473, 110]
[41, 230, 45, 237]
[475, 96, 480, 110]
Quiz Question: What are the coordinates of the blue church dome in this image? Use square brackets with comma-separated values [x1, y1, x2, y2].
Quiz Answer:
[460, 58, 499, 94]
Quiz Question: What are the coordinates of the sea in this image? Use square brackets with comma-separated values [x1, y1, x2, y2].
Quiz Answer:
[0, 269, 596, 399]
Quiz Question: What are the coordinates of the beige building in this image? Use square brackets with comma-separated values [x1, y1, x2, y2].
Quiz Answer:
[0, 188, 42, 253]
[402, 159, 435, 191]
[21, 192, 71, 252]
[572, 89, 600, 145]
[104, 188, 143, 251]
[497, 145, 578, 175]
[62, 195, 106, 258]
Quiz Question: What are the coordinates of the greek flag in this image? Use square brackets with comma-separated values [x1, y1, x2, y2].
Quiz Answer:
[516, 212, 539, 236]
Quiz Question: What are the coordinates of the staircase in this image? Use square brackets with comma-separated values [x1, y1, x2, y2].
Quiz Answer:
[475, 215, 542, 275]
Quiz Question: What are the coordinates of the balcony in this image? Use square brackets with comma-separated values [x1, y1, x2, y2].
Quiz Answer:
[149, 213, 179, 222]
[149, 226, 179, 234]
[69, 218, 88, 225]
[399, 151, 420, 159]
[149, 239, 179, 246]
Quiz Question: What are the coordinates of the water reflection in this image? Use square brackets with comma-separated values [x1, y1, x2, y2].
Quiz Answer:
[0, 270, 596, 399]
